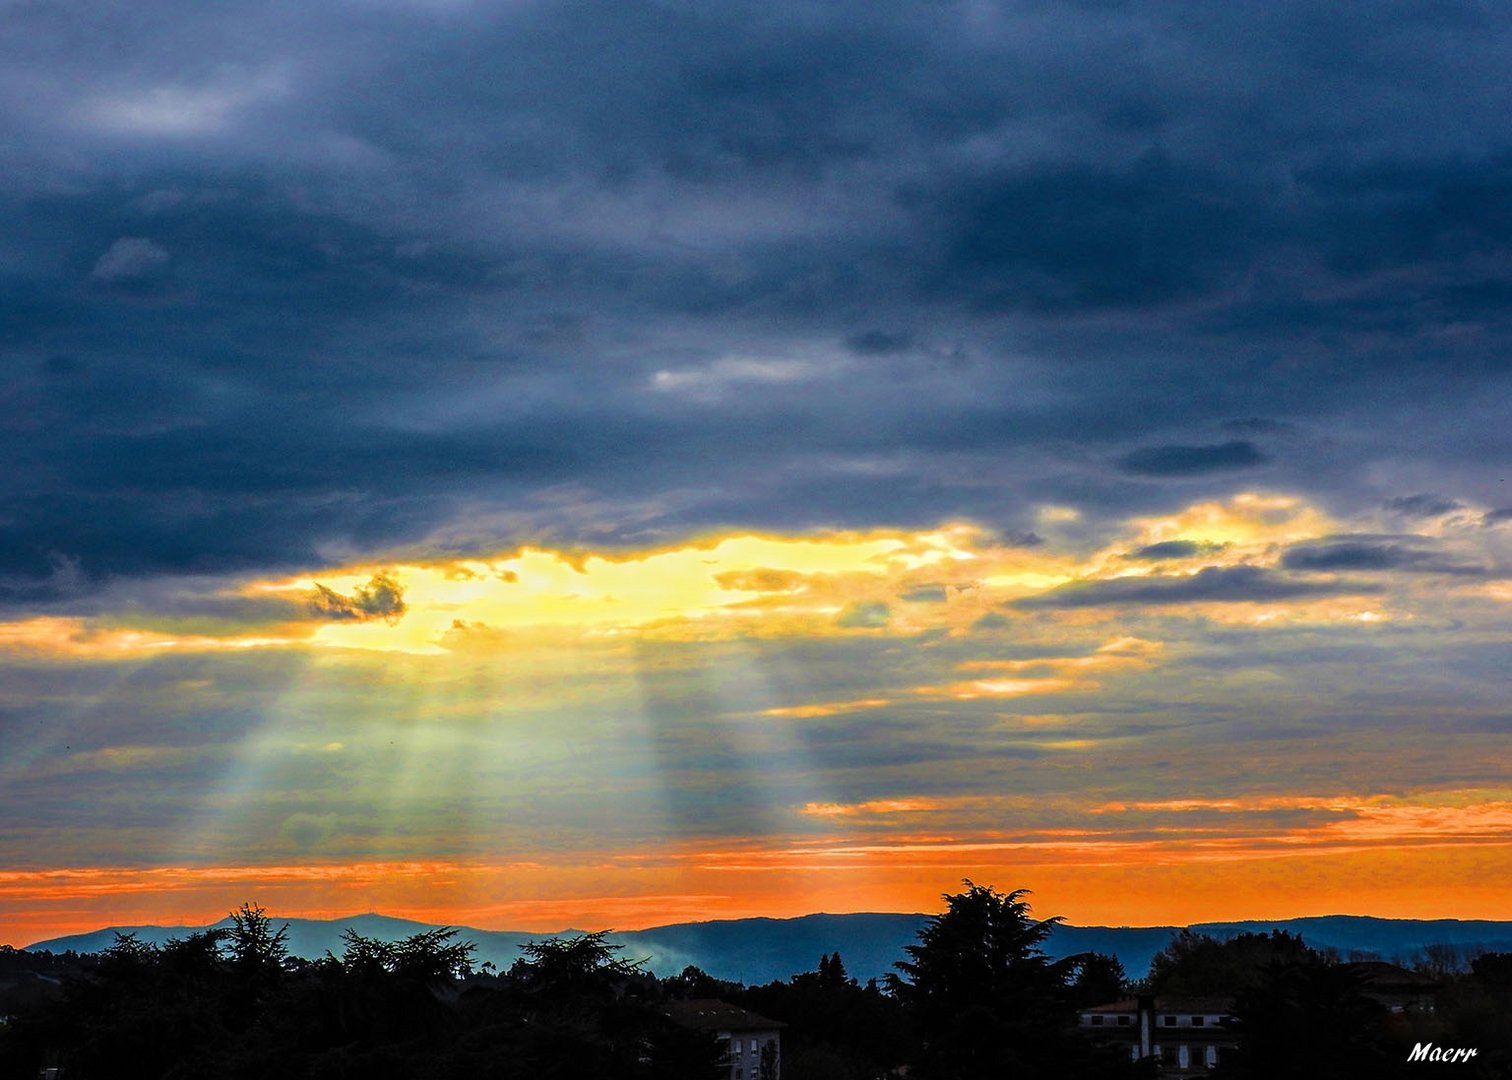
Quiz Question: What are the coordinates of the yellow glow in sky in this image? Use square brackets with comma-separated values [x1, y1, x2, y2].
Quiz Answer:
[0, 493, 1417, 658]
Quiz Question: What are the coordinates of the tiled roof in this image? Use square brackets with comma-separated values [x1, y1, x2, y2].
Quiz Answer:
[663, 999, 785, 1032]
[1342, 961, 1439, 989]
[1152, 996, 1233, 1013]
[1083, 996, 1232, 1013]
[1082, 998, 1140, 1013]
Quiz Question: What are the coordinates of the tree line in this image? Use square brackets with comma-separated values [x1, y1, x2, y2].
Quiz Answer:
[2, 885, 1511, 1079]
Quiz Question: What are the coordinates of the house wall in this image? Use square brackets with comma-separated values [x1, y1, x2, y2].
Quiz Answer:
[719, 1028, 780, 1080]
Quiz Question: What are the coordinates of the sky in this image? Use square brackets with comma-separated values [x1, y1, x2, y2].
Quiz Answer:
[3, 0, 1512, 946]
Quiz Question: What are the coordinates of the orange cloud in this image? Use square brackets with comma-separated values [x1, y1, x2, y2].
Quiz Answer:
[801, 798, 949, 818]
[913, 635, 1163, 700]
[762, 698, 892, 719]
[11, 804, 1512, 948]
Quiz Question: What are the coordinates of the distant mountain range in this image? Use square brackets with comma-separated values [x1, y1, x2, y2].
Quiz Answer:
[25, 912, 1512, 984]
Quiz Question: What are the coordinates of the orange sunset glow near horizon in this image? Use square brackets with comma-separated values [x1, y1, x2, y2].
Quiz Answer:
[4, 0, 1512, 960]
[5, 495, 1512, 947]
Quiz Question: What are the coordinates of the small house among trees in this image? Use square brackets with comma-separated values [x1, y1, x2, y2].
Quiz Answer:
[5, 890, 1507, 1079]
[1079, 995, 1234, 1075]
[664, 999, 783, 1080]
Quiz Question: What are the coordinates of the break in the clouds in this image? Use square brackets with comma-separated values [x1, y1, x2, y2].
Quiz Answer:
[2, 2, 1511, 940]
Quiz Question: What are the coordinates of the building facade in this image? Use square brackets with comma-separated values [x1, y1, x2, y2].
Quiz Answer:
[663, 998, 783, 1080]
[1080, 995, 1235, 1076]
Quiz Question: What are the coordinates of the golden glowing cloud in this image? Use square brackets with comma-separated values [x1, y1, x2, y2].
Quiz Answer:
[254, 530, 985, 653]
[1121, 493, 1335, 558]
[912, 635, 1163, 700]
[0, 616, 305, 657]
[762, 698, 893, 719]
[801, 798, 948, 818]
[0, 495, 1372, 659]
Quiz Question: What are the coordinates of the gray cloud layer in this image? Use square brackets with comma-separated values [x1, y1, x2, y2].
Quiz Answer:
[1280, 538, 1488, 576]
[1015, 566, 1383, 608]
[3, 1, 1511, 599]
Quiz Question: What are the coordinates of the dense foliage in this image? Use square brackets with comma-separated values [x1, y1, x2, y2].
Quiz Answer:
[885, 882, 1147, 1080]
[0, 915, 722, 1080]
[733, 952, 913, 1080]
[1142, 928, 1314, 996]
[4, 886, 1512, 1079]
[1144, 930, 1512, 1079]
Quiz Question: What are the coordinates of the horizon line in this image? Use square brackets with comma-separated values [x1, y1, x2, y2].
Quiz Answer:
[18, 906, 1510, 952]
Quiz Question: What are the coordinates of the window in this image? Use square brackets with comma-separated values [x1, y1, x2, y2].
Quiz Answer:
[1192, 1015, 1205, 1026]
[1117, 1015, 1131, 1026]
[1091, 1015, 1104, 1025]
[1163, 1015, 1177, 1026]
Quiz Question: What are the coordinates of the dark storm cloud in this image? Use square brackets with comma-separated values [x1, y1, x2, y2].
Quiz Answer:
[1222, 419, 1294, 436]
[1118, 441, 1270, 477]
[1280, 538, 1488, 576]
[918, 152, 1262, 312]
[1125, 540, 1229, 561]
[846, 331, 914, 356]
[2, 0, 1512, 595]
[1015, 566, 1382, 609]
[1384, 494, 1463, 518]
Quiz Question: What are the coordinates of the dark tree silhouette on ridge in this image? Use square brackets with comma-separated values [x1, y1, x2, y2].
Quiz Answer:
[888, 880, 1145, 1080]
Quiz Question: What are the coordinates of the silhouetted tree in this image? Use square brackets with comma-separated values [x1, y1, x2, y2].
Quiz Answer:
[15, 932, 225, 1080]
[1400, 953, 1512, 1075]
[1471, 951, 1512, 990]
[508, 931, 645, 1002]
[1216, 957, 1401, 1080]
[665, 963, 740, 1000]
[759, 1037, 779, 1080]
[0, 910, 729, 1080]
[1069, 951, 1127, 1006]
[227, 902, 289, 972]
[489, 933, 721, 1079]
[738, 952, 915, 1080]
[1415, 942, 1466, 980]
[1144, 929, 1313, 996]
[815, 951, 852, 989]
[330, 926, 476, 1045]
[888, 880, 1139, 1079]
[393, 927, 476, 983]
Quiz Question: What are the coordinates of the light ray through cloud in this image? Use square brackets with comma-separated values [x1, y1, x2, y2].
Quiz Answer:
[4, 0, 1512, 944]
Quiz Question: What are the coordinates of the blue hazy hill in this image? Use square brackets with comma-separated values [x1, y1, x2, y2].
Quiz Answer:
[25, 912, 1512, 984]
